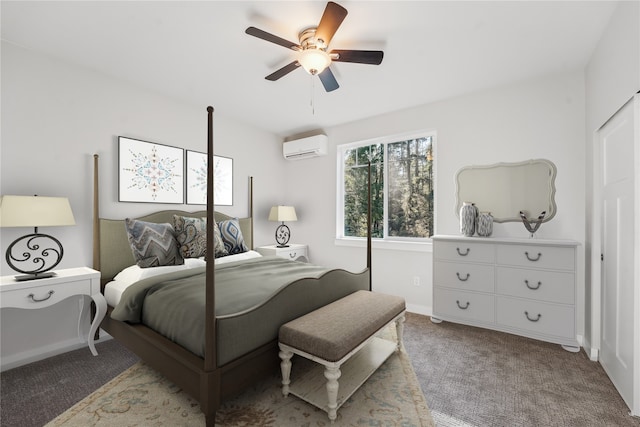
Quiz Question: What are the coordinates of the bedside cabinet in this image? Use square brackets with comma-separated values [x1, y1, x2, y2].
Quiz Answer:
[0, 267, 106, 371]
[256, 244, 309, 262]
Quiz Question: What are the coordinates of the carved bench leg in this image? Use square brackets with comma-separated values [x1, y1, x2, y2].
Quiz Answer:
[324, 365, 341, 422]
[279, 346, 293, 397]
[395, 314, 406, 352]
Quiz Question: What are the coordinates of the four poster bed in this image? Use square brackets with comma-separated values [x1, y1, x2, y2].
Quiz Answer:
[93, 107, 372, 425]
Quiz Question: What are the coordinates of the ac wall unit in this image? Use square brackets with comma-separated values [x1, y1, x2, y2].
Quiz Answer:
[283, 134, 328, 160]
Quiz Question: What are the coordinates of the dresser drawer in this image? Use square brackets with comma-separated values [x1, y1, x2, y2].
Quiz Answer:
[496, 267, 574, 304]
[496, 244, 575, 271]
[496, 296, 574, 339]
[434, 261, 494, 292]
[1, 279, 91, 309]
[434, 241, 495, 263]
[433, 288, 495, 324]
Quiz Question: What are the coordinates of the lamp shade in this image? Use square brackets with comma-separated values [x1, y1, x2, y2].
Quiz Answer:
[268, 206, 297, 222]
[0, 195, 76, 228]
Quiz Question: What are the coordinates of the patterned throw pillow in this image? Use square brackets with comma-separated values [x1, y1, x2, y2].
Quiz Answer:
[213, 221, 229, 258]
[218, 218, 248, 255]
[173, 215, 207, 258]
[125, 219, 184, 268]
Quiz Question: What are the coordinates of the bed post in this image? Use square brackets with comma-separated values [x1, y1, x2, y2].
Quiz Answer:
[367, 161, 372, 290]
[205, 106, 216, 371]
[249, 176, 254, 249]
[93, 154, 101, 274]
[203, 106, 218, 426]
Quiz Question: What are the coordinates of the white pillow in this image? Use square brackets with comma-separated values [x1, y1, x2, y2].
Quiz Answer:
[113, 257, 206, 285]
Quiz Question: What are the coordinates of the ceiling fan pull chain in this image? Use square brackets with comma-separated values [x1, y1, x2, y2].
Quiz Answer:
[310, 75, 315, 115]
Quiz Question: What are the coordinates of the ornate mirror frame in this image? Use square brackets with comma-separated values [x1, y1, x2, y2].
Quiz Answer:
[455, 159, 557, 223]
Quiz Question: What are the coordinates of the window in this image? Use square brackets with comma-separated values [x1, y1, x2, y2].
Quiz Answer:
[337, 131, 435, 242]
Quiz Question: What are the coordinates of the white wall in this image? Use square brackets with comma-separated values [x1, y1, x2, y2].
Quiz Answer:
[584, 0, 640, 356]
[1, 41, 284, 273]
[285, 71, 587, 322]
[0, 41, 284, 363]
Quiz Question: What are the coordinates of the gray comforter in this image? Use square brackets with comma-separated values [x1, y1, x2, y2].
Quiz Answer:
[111, 256, 334, 363]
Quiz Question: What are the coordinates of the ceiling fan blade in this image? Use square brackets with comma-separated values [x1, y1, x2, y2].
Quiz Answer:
[318, 67, 339, 92]
[315, 2, 348, 47]
[265, 61, 301, 81]
[330, 49, 384, 65]
[245, 26, 301, 51]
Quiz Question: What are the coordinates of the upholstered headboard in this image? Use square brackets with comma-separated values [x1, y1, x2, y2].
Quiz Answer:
[96, 210, 252, 285]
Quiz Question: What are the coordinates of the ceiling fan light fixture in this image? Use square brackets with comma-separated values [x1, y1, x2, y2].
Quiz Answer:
[298, 48, 331, 75]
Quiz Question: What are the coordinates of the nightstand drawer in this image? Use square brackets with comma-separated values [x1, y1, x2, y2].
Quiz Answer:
[2, 279, 91, 309]
[256, 244, 308, 262]
[278, 248, 307, 261]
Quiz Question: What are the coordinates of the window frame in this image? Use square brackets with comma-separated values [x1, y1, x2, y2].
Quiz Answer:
[335, 129, 437, 252]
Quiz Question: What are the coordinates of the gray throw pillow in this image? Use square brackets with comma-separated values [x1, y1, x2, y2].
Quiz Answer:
[125, 218, 184, 268]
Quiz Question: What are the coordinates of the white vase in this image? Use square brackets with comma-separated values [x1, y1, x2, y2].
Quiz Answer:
[459, 202, 477, 237]
[476, 212, 493, 237]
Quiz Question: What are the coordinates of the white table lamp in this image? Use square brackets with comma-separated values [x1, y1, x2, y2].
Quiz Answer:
[0, 195, 76, 281]
[268, 206, 297, 248]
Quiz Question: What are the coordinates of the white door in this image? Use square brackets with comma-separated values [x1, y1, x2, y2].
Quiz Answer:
[599, 96, 638, 415]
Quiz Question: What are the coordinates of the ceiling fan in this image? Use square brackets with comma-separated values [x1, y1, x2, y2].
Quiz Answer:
[245, 1, 384, 92]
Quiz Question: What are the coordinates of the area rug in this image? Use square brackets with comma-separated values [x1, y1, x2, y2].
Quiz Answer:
[46, 328, 435, 426]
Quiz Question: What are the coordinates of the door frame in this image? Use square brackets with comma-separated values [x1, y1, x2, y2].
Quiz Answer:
[590, 94, 640, 416]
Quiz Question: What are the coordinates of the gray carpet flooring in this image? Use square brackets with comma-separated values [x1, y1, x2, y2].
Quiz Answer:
[1, 313, 639, 426]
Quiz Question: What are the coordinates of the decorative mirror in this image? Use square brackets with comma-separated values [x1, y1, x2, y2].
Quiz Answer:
[455, 159, 557, 223]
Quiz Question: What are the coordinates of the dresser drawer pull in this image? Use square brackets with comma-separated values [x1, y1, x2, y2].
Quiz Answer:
[524, 251, 542, 262]
[456, 247, 470, 256]
[289, 252, 297, 259]
[456, 272, 470, 281]
[524, 280, 542, 290]
[28, 290, 55, 302]
[456, 300, 470, 310]
[524, 311, 542, 322]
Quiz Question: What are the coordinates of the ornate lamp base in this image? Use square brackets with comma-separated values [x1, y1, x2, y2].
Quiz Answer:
[275, 223, 291, 248]
[5, 232, 64, 281]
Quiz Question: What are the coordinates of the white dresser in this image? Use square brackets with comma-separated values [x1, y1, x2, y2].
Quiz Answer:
[432, 235, 579, 351]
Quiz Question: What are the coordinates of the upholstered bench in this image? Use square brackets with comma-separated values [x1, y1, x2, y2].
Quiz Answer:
[278, 290, 406, 422]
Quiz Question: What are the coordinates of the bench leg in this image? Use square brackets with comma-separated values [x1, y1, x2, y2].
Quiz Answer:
[395, 314, 406, 352]
[279, 347, 293, 397]
[324, 365, 341, 422]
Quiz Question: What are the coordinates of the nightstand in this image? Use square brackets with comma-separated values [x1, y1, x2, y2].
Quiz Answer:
[0, 267, 106, 369]
[256, 244, 309, 262]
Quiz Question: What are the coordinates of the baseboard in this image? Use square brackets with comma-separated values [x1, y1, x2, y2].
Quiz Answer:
[406, 303, 431, 316]
[581, 337, 599, 361]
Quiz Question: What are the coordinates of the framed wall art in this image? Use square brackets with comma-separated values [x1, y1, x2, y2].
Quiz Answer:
[186, 150, 233, 206]
[118, 136, 184, 204]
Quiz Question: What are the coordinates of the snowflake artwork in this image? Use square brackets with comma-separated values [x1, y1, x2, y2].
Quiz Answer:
[189, 155, 207, 204]
[118, 137, 184, 203]
[186, 151, 233, 206]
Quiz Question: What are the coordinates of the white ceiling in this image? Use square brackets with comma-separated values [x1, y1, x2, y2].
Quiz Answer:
[1, 1, 616, 137]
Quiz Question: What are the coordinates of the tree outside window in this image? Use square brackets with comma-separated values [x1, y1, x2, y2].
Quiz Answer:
[340, 133, 434, 240]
